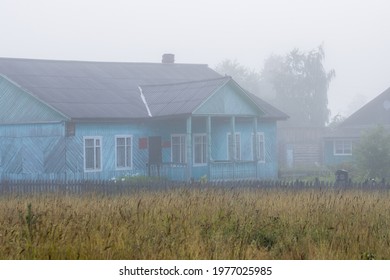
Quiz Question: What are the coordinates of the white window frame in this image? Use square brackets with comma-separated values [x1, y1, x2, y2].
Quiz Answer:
[83, 136, 102, 172]
[334, 139, 353, 156]
[115, 135, 133, 170]
[227, 132, 241, 161]
[171, 134, 187, 164]
[252, 132, 265, 162]
[193, 133, 207, 166]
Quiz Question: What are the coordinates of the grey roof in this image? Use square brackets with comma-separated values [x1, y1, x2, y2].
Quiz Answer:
[141, 77, 288, 119]
[0, 57, 287, 120]
[245, 91, 289, 120]
[140, 77, 230, 117]
[341, 87, 390, 127]
[323, 126, 368, 139]
[0, 57, 220, 119]
[324, 87, 390, 138]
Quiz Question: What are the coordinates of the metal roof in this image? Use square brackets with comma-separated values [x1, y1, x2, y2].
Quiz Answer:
[0, 57, 287, 120]
[323, 87, 390, 138]
[340, 87, 390, 127]
[140, 77, 230, 117]
[140, 77, 289, 119]
[245, 91, 289, 120]
[0, 57, 220, 119]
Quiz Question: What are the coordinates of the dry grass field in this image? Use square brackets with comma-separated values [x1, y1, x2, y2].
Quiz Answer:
[1, 186, 389, 260]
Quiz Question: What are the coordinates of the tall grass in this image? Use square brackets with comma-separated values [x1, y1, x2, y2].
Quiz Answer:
[1, 187, 390, 259]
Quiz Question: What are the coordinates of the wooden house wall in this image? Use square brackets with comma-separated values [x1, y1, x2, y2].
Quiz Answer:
[323, 139, 355, 166]
[278, 127, 325, 169]
[0, 76, 66, 123]
[0, 75, 280, 180]
[67, 122, 152, 180]
[194, 82, 260, 116]
[0, 122, 66, 179]
[0, 76, 69, 180]
[0, 121, 152, 180]
[0, 118, 279, 181]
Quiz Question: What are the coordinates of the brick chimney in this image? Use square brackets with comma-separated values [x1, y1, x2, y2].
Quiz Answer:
[162, 53, 175, 64]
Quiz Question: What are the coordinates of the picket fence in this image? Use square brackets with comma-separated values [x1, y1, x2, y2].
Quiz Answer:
[0, 178, 389, 195]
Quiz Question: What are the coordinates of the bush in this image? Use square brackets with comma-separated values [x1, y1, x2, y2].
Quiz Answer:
[354, 126, 390, 180]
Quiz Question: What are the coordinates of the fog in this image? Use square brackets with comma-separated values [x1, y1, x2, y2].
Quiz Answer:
[1, 0, 389, 118]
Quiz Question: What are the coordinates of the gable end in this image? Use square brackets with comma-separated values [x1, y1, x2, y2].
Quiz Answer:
[193, 79, 264, 116]
[0, 75, 68, 124]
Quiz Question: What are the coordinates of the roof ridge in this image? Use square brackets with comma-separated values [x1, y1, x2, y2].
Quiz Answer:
[139, 76, 229, 88]
[340, 86, 390, 126]
[0, 56, 209, 66]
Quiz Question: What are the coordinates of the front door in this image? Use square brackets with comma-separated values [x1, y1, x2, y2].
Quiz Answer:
[148, 136, 162, 176]
[286, 144, 294, 168]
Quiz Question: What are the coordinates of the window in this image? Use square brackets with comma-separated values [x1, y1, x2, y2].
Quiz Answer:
[253, 132, 265, 162]
[171, 134, 186, 163]
[84, 137, 102, 171]
[227, 133, 241, 161]
[334, 140, 352, 155]
[116, 136, 132, 169]
[194, 134, 207, 165]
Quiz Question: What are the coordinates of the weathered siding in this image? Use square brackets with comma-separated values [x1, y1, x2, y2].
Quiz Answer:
[66, 122, 151, 179]
[278, 127, 325, 169]
[0, 121, 159, 180]
[194, 82, 260, 116]
[323, 139, 355, 166]
[292, 144, 321, 166]
[0, 75, 67, 124]
[0, 118, 280, 181]
[68, 117, 279, 181]
[0, 123, 65, 179]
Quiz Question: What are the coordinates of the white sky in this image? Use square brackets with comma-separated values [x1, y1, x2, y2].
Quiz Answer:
[1, 0, 390, 118]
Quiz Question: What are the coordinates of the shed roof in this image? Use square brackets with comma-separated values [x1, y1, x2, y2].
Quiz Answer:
[0, 57, 287, 120]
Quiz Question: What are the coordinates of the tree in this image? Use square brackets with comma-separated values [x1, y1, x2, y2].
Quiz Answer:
[261, 45, 335, 127]
[327, 114, 346, 128]
[214, 59, 262, 96]
[354, 126, 390, 180]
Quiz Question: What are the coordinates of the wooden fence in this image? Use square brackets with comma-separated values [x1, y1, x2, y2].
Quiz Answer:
[0, 178, 389, 195]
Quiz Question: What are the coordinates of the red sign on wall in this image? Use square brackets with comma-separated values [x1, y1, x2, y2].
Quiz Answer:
[139, 138, 148, 149]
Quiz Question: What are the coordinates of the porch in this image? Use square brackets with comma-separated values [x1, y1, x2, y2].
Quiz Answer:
[147, 114, 278, 181]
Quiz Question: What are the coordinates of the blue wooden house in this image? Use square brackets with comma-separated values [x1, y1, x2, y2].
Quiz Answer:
[0, 55, 287, 181]
[323, 87, 390, 166]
